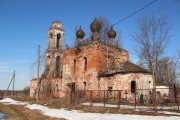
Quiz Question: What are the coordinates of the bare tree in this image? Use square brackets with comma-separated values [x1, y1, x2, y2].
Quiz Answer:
[29, 61, 36, 80]
[23, 86, 30, 96]
[132, 15, 170, 87]
[97, 16, 111, 44]
[176, 50, 180, 84]
[29, 49, 45, 80]
[114, 29, 122, 48]
[156, 57, 176, 86]
[177, 50, 180, 64]
[97, 16, 122, 48]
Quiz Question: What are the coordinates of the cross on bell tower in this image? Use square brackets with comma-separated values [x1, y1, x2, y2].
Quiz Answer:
[45, 21, 64, 78]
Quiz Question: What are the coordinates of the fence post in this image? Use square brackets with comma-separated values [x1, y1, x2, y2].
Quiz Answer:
[175, 87, 179, 110]
[70, 90, 72, 103]
[177, 97, 179, 111]
[79, 91, 81, 103]
[173, 85, 177, 103]
[104, 90, 106, 107]
[153, 88, 156, 110]
[178, 88, 180, 110]
[135, 91, 136, 109]
[107, 90, 109, 104]
[98, 90, 100, 101]
[117, 90, 121, 109]
[90, 91, 92, 106]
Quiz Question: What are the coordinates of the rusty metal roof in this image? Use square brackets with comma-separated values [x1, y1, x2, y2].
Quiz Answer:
[99, 61, 151, 76]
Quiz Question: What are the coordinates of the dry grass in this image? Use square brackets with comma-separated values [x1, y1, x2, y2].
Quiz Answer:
[1, 97, 179, 120]
[15, 97, 180, 116]
[0, 103, 65, 120]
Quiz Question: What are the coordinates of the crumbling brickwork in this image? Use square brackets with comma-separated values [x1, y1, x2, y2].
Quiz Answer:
[30, 19, 153, 98]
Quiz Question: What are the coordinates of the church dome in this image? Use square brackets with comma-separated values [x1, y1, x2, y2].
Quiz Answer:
[76, 26, 85, 38]
[107, 26, 116, 38]
[90, 17, 101, 32]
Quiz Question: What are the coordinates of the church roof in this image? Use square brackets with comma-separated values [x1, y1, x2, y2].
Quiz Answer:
[99, 61, 151, 76]
[65, 40, 128, 53]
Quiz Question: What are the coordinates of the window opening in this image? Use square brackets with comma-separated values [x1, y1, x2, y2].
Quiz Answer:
[56, 56, 60, 77]
[84, 57, 87, 71]
[83, 81, 86, 95]
[56, 34, 60, 48]
[131, 81, 136, 93]
[73, 59, 76, 73]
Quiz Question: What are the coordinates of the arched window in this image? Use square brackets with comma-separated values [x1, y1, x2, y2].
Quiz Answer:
[73, 59, 76, 73]
[56, 56, 60, 76]
[84, 57, 87, 71]
[131, 81, 136, 93]
[56, 34, 61, 48]
[83, 81, 86, 95]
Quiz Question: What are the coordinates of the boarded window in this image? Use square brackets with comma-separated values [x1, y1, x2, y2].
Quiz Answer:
[131, 81, 136, 93]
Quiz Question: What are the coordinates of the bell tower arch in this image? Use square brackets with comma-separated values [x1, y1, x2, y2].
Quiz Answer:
[45, 21, 64, 78]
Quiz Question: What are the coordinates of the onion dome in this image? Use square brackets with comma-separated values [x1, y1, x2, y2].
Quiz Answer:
[90, 17, 101, 32]
[76, 26, 85, 38]
[107, 26, 116, 38]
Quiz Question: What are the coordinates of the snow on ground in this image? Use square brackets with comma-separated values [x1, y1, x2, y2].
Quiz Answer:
[0, 98, 180, 120]
[82, 102, 179, 110]
[0, 98, 28, 106]
[27, 105, 180, 120]
[157, 111, 180, 116]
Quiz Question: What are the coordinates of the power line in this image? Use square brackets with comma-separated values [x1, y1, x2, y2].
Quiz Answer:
[122, 0, 180, 40]
[112, 0, 158, 27]
[102, 0, 158, 70]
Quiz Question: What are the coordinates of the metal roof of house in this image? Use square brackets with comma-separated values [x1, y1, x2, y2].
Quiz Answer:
[99, 61, 151, 76]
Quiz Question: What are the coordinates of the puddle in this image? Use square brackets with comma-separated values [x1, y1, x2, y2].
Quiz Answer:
[0, 112, 5, 119]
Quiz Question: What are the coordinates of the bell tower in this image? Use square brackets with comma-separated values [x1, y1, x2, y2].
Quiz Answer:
[45, 21, 64, 78]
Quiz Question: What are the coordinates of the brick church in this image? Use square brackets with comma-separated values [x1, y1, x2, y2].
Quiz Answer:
[30, 18, 153, 98]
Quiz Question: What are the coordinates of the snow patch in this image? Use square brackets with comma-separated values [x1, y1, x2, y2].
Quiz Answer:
[0, 98, 28, 105]
[158, 111, 180, 116]
[0, 98, 180, 120]
[82, 102, 179, 110]
[26, 104, 49, 112]
[0, 98, 16, 103]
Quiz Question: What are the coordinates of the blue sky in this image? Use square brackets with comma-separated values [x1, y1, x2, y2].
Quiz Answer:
[0, 0, 180, 90]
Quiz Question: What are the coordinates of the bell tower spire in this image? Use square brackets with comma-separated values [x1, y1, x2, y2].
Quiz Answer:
[45, 21, 64, 78]
[47, 21, 64, 50]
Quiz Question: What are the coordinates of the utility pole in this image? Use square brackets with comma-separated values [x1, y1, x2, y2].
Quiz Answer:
[13, 70, 15, 97]
[36, 44, 40, 101]
[4, 71, 15, 98]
